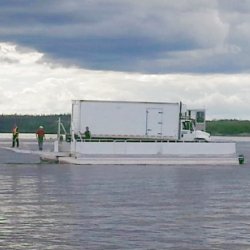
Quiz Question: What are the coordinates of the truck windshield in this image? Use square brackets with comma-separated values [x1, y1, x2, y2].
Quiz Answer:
[182, 121, 194, 131]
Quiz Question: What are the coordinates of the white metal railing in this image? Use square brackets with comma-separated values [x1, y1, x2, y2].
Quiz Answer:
[57, 117, 69, 141]
[76, 138, 180, 143]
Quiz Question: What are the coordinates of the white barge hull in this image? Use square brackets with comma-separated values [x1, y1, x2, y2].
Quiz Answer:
[71, 141, 236, 156]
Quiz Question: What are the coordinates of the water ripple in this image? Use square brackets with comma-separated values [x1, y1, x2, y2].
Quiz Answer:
[0, 160, 250, 249]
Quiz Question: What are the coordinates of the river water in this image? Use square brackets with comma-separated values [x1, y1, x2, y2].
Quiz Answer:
[0, 139, 250, 249]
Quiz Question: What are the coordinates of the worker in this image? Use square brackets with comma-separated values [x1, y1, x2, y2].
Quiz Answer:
[36, 125, 45, 150]
[12, 125, 19, 148]
[84, 126, 91, 139]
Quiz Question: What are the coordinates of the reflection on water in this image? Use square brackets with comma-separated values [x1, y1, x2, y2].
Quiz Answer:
[1, 160, 250, 249]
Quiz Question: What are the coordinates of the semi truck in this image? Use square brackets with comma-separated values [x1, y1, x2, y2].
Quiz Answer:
[71, 100, 210, 142]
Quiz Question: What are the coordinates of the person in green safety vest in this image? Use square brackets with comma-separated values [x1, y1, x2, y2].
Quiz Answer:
[12, 125, 19, 148]
[84, 126, 91, 139]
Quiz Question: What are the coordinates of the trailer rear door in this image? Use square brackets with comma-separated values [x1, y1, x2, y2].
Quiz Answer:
[146, 108, 163, 136]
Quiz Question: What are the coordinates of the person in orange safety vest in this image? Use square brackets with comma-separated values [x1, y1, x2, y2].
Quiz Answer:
[36, 125, 45, 150]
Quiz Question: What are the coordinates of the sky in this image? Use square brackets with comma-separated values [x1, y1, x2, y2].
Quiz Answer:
[0, 0, 250, 119]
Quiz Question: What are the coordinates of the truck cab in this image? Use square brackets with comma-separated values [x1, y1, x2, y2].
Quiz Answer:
[181, 119, 210, 142]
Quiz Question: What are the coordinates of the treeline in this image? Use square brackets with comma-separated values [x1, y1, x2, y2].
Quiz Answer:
[0, 114, 71, 134]
[206, 120, 250, 136]
[0, 115, 250, 136]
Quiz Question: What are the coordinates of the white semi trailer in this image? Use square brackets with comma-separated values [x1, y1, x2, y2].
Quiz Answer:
[71, 100, 210, 142]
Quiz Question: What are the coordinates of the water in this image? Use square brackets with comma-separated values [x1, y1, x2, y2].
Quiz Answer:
[0, 141, 250, 249]
[1, 133, 57, 140]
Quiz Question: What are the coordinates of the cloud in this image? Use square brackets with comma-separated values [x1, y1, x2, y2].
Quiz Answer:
[1, 0, 250, 73]
[0, 42, 250, 119]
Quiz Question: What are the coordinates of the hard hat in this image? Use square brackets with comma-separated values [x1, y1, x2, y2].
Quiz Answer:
[39, 126, 43, 128]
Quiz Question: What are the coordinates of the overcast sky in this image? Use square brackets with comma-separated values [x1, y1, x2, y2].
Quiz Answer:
[1, 0, 250, 119]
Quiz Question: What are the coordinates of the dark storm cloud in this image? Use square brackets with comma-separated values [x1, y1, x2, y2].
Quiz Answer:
[1, 0, 250, 73]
